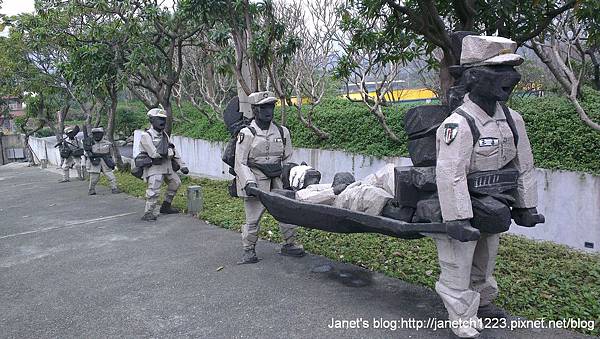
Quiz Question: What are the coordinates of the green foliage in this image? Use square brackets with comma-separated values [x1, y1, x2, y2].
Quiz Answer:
[122, 89, 600, 174]
[106, 172, 600, 336]
[509, 88, 600, 174]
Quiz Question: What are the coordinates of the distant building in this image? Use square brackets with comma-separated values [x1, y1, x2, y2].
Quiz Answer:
[1, 97, 25, 133]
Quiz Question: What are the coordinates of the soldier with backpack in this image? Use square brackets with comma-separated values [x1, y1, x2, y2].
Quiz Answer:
[233, 91, 305, 264]
[58, 125, 85, 182]
[139, 108, 189, 222]
[433, 35, 545, 338]
[84, 127, 120, 196]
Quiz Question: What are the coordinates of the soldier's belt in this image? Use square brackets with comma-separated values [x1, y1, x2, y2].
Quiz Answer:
[467, 169, 519, 195]
[248, 160, 282, 178]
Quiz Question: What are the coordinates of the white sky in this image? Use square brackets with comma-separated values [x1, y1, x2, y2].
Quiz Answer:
[0, 0, 35, 16]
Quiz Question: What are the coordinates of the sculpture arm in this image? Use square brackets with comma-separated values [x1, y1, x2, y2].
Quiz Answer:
[435, 114, 474, 221]
[234, 128, 257, 190]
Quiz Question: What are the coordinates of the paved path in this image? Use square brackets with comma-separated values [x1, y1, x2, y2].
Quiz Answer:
[0, 163, 589, 338]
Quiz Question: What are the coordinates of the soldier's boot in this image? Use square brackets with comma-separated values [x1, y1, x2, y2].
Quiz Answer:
[88, 188, 96, 195]
[141, 212, 157, 222]
[76, 168, 85, 181]
[59, 170, 70, 183]
[238, 248, 259, 264]
[159, 201, 180, 214]
[477, 303, 508, 319]
[280, 243, 305, 257]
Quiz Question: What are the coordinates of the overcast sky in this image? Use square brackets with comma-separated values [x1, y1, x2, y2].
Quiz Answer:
[0, 0, 35, 16]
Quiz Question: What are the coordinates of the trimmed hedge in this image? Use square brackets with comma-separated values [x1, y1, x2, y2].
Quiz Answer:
[121, 89, 600, 174]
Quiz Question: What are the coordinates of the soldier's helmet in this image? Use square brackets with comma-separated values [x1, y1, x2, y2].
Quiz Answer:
[248, 91, 277, 106]
[64, 126, 76, 134]
[147, 108, 167, 118]
[460, 36, 524, 67]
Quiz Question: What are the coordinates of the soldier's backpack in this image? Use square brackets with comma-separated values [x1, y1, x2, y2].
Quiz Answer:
[221, 96, 286, 197]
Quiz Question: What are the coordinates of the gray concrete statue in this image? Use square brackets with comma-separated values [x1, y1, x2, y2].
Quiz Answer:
[57, 125, 85, 182]
[431, 35, 544, 338]
[138, 108, 188, 222]
[84, 127, 120, 195]
[233, 91, 305, 264]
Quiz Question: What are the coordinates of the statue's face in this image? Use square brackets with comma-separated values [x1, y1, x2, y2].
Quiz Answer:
[255, 103, 275, 124]
[150, 116, 167, 131]
[468, 65, 521, 102]
[92, 132, 104, 142]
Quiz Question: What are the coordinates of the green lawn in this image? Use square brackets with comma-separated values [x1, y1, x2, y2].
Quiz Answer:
[102, 171, 600, 335]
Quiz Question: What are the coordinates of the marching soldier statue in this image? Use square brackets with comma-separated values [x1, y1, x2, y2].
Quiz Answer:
[433, 35, 545, 338]
[58, 126, 85, 182]
[234, 91, 305, 264]
[139, 108, 188, 222]
[84, 127, 120, 195]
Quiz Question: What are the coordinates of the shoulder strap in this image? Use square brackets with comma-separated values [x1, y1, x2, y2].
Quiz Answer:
[272, 121, 286, 146]
[454, 108, 480, 147]
[247, 126, 257, 136]
[500, 104, 519, 147]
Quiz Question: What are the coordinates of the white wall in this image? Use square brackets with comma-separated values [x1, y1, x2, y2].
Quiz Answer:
[34, 131, 591, 253]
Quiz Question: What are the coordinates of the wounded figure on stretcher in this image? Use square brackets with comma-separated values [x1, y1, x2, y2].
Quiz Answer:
[286, 162, 518, 235]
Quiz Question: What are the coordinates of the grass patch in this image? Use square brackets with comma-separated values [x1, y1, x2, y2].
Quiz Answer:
[101, 172, 600, 335]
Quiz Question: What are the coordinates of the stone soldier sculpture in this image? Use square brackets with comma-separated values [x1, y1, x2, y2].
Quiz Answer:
[235, 91, 305, 264]
[139, 108, 189, 222]
[85, 127, 120, 195]
[433, 35, 544, 338]
[58, 126, 85, 182]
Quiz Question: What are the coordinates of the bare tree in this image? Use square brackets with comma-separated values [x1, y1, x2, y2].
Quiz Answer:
[179, 38, 236, 122]
[334, 15, 406, 142]
[528, 11, 600, 131]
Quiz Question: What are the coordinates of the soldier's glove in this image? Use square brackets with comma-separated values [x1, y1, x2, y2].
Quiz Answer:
[511, 207, 545, 227]
[180, 167, 189, 175]
[244, 182, 259, 197]
[446, 219, 481, 242]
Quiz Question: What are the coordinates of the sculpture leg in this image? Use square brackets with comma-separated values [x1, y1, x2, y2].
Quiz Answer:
[160, 173, 182, 214]
[145, 174, 164, 217]
[242, 197, 266, 250]
[433, 234, 482, 338]
[104, 170, 118, 190]
[471, 233, 506, 319]
[88, 172, 100, 195]
[163, 172, 182, 204]
[271, 178, 304, 256]
[60, 158, 72, 182]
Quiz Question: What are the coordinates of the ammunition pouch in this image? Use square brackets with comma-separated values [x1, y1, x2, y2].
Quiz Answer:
[470, 195, 512, 233]
[131, 166, 144, 179]
[467, 168, 519, 195]
[90, 156, 102, 166]
[171, 159, 180, 172]
[250, 161, 282, 178]
[59, 146, 71, 159]
[71, 148, 84, 157]
[102, 155, 116, 170]
[134, 152, 153, 168]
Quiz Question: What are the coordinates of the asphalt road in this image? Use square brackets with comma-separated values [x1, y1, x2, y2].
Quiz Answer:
[0, 163, 590, 338]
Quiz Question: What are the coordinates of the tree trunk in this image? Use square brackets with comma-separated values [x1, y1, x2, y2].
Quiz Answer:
[106, 85, 124, 168]
[162, 97, 173, 136]
[439, 52, 454, 105]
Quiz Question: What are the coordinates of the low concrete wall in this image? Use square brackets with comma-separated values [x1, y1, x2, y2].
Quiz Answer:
[81, 130, 597, 252]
